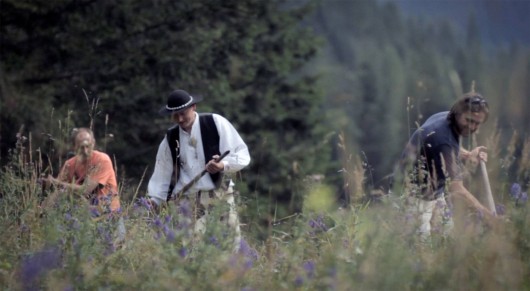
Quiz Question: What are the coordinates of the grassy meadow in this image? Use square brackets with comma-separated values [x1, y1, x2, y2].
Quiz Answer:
[0, 121, 529, 291]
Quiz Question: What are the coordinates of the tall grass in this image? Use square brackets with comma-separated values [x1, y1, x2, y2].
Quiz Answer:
[1, 108, 529, 290]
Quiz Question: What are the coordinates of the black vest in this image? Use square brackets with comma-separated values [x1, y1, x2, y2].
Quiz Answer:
[166, 113, 220, 201]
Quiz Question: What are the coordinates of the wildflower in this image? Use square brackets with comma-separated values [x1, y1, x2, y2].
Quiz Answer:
[308, 214, 328, 232]
[20, 246, 62, 288]
[166, 229, 176, 243]
[244, 258, 253, 270]
[294, 275, 304, 287]
[510, 183, 522, 199]
[65, 213, 80, 230]
[178, 200, 192, 218]
[209, 236, 220, 248]
[510, 183, 528, 206]
[90, 207, 101, 218]
[303, 260, 315, 279]
[138, 197, 152, 210]
[235, 239, 258, 269]
[163, 224, 171, 236]
[153, 217, 163, 228]
[495, 204, 505, 215]
[179, 247, 188, 258]
[164, 215, 172, 224]
[238, 239, 258, 262]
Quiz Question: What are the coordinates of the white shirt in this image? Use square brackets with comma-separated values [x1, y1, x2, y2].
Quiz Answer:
[148, 113, 251, 205]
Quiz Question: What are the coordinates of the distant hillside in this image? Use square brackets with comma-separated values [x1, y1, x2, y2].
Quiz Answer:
[382, 0, 530, 47]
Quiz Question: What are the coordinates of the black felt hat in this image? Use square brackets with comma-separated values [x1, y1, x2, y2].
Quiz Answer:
[159, 89, 203, 115]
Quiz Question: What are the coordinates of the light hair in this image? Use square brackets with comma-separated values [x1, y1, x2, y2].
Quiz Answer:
[71, 127, 95, 146]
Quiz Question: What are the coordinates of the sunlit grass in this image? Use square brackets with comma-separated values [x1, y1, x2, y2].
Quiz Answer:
[1, 108, 529, 290]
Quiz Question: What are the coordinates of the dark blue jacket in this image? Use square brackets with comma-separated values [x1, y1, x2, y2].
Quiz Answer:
[400, 111, 464, 200]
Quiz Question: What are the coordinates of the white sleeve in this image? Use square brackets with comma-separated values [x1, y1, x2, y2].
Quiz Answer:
[212, 114, 251, 173]
[147, 137, 174, 205]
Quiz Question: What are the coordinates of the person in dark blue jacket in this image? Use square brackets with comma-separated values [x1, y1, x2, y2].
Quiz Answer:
[400, 92, 496, 242]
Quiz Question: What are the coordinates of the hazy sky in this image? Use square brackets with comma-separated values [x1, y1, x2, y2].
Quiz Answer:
[383, 0, 530, 46]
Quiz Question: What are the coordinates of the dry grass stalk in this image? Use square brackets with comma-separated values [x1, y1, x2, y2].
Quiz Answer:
[338, 132, 365, 205]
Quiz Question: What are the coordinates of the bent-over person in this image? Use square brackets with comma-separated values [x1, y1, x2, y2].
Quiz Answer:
[43, 128, 125, 240]
[398, 92, 497, 243]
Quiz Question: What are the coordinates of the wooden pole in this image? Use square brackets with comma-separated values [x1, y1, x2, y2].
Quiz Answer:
[170, 150, 230, 200]
[480, 160, 496, 215]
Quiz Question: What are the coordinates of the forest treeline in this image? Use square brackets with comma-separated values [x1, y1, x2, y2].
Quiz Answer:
[1, 0, 529, 220]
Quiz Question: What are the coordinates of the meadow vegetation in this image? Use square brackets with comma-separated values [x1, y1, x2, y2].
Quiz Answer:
[0, 118, 528, 290]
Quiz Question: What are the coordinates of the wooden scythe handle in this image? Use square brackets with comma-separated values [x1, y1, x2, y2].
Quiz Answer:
[480, 160, 496, 215]
[171, 150, 230, 200]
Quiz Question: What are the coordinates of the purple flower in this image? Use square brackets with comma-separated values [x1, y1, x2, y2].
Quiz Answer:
[510, 183, 528, 206]
[138, 197, 152, 210]
[178, 200, 192, 218]
[179, 247, 188, 258]
[244, 259, 253, 270]
[90, 207, 101, 218]
[21, 247, 62, 288]
[209, 236, 220, 248]
[495, 204, 505, 216]
[163, 224, 171, 236]
[294, 275, 304, 286]
[238, 239, 258, 262]
[166, 229, 176, 243]
[153, 217, 163, 228]
[308, 215, 328, 232]
[510, 183, 522, 199]
[303, 260, 315, 278]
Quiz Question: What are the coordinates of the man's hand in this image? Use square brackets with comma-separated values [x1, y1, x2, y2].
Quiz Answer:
[462, 146, 487, 168]
[43, 174, 59, 188]
[471, 146, 488, 163]
[206, 155, 225, 174]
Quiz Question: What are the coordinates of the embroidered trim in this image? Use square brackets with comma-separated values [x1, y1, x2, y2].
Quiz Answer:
[166, 96, 194, 110]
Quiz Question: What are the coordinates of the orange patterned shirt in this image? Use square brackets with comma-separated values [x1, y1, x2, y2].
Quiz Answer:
[60, 150, 120, 212]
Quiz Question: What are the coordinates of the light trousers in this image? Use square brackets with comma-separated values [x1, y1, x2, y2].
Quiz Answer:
[406, 195, 454, 243]
[183, 186, 241, 252]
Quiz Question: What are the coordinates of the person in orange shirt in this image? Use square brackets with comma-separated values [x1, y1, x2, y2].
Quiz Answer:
[45, 127, 120, 215]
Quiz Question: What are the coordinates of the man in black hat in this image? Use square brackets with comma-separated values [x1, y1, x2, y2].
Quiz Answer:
[147, 89, 250, 251]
